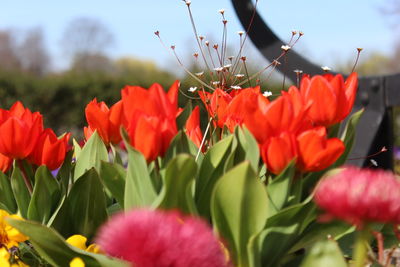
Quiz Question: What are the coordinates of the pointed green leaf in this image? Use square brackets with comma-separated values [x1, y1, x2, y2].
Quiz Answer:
[267, 161, 296, 216]
[73, 138, 82, 160]
[7, 218, 129, 267]
[176, 100, 193, 130]
[0, 171, 17, 213]
[27, 166, 61, 224]
[153, 154, 197, 214]
[163, 131, 200, 164]
[74, 131, 108, 181]
[195, 135, 234, 219]
[335, 108, 364, 167]
[11, 166, 31, 218]
[99, 161, 126, 208]
[124, 147, 157, 210]
[300, 239, 347, 267]
[211, 162, 268, 267]
[57, 150, 74, 195]
[68, 168, 108, 238]
[290, 221, 354, 254]
[235, 126, 260, 171]
[249, 201, 316, 267]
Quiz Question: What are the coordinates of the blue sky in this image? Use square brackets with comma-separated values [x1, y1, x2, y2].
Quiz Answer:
[0, 0, 396, 70]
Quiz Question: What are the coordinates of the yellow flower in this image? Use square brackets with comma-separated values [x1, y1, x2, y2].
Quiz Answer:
[0, 247, 28, 267]
[0, 210, 28, 248]
[70, 257, 85, 267]
[66, 235, 102, 254]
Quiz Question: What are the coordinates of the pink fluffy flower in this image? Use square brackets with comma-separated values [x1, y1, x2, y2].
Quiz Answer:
[314, 166, 400, 227]
[96, 209, 231, 267]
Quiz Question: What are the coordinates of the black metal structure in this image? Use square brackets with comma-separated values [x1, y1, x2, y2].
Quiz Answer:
[231, 0, 400, 170]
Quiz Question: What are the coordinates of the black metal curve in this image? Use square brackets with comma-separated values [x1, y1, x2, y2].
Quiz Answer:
[230, 0, 323, 82]
[231, 0, 400, 170]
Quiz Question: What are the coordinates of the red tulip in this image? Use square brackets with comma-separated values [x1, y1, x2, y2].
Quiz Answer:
[121, 82, 180, 162]
[300, 72, 358, 127]
[0, 102, 43, 159]
[0, 153, 12, 173]
[29, 129, 70, 170]
[260, 132, 297, 174]
[185, 106, 203, 149]
[84, 99, 124, 146]
[198, 88, 232, 129]
[296, 127, 344, 172]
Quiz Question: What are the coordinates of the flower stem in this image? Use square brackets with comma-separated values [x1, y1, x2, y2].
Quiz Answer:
[353, 228, 370, 267]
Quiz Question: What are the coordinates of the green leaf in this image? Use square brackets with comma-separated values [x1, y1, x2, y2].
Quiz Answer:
[289, 221, 354, 254]
[7, 218, 129, 267]
[0, 171, 17, 213]
[124, 147, 157, 210]
[99, 161, 126, 208]
[266, 161, 295, 216]
[11, 166, 31, 218]
[73, 138, 82, 160]
[176, 100, 193, 130]
[153, 154, 197, 214]
[211, 162, 268, 267]
[249, 201, 316, 267]
[235, 126, 260, 171]
[74, 131, 108, 181]
[300, 239, 347, 267]
[68, 168, 108, 238]
[27, 166, 61, 224]
[57, 150, 74, 195]
[335, 108, 364, 167]
[195, 135, 234, 219]
[163, 131, 200, 164]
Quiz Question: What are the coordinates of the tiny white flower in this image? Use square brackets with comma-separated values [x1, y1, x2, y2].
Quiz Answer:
[370, 159, 378, 167]
[230, 85, 241, 90]
[185, 0, 191, 5]
[235, 74, 245, 78]
[214, 67, 224, 72]
[237, 31, 245, 36]
[281, 45, 291, 51]
[223, 64, 232, 69]
[212, 81, 220, 86]
[195, 71, 204, 76]
[293, 69, 303, 74]
[188, 87, 197, 92]
[263, 91, 273, 97]
[219, 9, 225, 14]
[321, 66, 331, 71]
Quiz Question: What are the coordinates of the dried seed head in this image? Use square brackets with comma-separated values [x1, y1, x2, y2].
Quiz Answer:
[321, 66, 331, 72]
[281, 45, 291, 51]
[188, 87, 197, 92]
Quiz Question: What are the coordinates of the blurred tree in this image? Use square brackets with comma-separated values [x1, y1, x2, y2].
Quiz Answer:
[17, 28, 50, 76]
[71, 53, 114, 73]
[60, 17, 115, 71]
[0, 30, 21, 71]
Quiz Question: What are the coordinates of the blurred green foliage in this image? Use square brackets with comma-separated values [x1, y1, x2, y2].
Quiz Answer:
[0, 58, 176, 135]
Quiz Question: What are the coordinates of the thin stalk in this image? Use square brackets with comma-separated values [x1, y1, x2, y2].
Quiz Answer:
[195, 118, 212, 162]
[353, 229, 371, 267]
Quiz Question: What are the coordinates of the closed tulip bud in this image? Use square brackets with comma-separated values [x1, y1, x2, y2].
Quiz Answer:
[29, 129, 70, 170]
[84, 99, 124, 146]
[0, 102, 43, 159]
